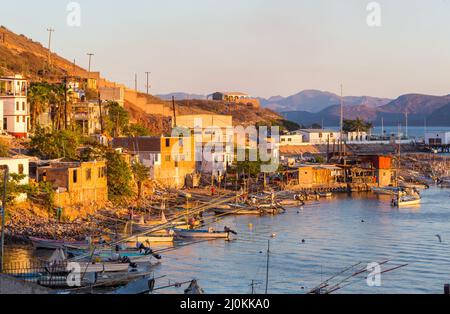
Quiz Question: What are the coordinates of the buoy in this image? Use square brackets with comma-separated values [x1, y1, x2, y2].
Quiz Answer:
[301, 239, 306, 244]
[248, 223, 253, 229]
[271, 233, 277, 238]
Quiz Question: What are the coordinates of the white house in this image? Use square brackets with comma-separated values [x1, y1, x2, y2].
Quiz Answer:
[425, 131, 450, 145]
[280, 134, 303, 146]
[295, 129, 341, 144]
[0, 75, 30, 138]
[344, 131, 369, 143]
[0, 156, 30, 202]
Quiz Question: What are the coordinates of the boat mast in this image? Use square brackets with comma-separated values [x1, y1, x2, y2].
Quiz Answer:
[265, 240, 270, 294]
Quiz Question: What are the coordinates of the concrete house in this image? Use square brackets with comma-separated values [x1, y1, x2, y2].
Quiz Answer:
[0, 156, 30, 202]
[112, 135, 196, 188]
[37, 161, 108, 207]
[295, 129, 342, 144]
[0, 75, 30, 138]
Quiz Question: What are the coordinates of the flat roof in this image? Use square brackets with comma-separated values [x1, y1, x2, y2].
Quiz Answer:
[298, 129, 340, 133]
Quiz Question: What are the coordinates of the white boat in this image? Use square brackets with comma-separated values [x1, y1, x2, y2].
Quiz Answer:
[173, 228, 232, 240]
[127, 235, 174, 244]
[392, 195, 421, 207]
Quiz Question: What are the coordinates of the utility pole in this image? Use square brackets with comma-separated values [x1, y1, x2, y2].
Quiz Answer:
[145, 72, 151, 94]
[87, 53, 94, 77]
[0, 165, 9, 273]
[98, 92, 104, 134]
[135, 73, 138, 92]
[405, 111, 409, 138]
[265, 240, 270, 294]
[172, 96, 177, 127]
[46, 28, 55, 66]
[340, 84, 344, 136]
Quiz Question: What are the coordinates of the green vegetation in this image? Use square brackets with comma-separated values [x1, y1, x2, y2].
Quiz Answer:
[131, 161, 150, 200]
[0, 173, 30, 205]
[105, 101, 130, 137]
[30, 127, 81, 160]
[343, 118, 373, 133]
[0, 140, 10, 157]
[105, 150, 134, 203]
[125, 123, 150, 137]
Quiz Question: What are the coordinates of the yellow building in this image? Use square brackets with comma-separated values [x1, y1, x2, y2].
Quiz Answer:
[37, 161, 108, 207]
[112, 135, 196, 188]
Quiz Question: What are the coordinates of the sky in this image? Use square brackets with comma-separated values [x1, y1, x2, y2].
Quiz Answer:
[1, 0, 450, 98]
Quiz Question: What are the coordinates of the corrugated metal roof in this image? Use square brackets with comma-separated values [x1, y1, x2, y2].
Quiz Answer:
[112, 137, 161, 152]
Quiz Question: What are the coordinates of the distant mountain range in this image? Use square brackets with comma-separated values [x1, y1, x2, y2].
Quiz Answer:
[259, 89, 392, 113]
[155, 89, 450, 127]
[281, 93, 450, 127]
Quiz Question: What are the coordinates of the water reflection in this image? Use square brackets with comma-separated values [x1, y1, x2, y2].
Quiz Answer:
[4, 187, 450, 294]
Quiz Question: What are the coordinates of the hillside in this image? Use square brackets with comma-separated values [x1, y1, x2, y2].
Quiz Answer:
[0, 25, 88, 80]
[0, 25, 292, 135]
[284, 93, 450, 127]
[260, 90, 391, 113]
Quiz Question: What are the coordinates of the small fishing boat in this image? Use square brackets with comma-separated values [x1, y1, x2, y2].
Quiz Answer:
[214, 207, 263, 216]
[29, 236, 90, 250]
[127, 235, 174, 244]
[392, 195, 421, 207]
[371, 187, 400, 195]
[318, 192, 333, 198]
[172, 228, 233, 240]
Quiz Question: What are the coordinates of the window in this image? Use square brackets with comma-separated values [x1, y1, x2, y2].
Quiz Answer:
[174, 161, 179, 168]
[165, 155, 171, 162]
[165, 138, 170, 147]
[22, 116, 25, 123]
[16, 102, 19, 111]
[319, 133, 323, 138]
[16, 116, 20, 123]
[73, 170, 78, 183]
[3, 118, 7, 130]
[18, 164, 24, 175]
[22, 102, 25, 111]
[86, 168, 92, 181]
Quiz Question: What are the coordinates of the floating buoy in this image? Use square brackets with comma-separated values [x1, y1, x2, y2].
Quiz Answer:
[271, 233, 277, 238]
[301, 239, 306, 244]
[248, 223, 253, 229]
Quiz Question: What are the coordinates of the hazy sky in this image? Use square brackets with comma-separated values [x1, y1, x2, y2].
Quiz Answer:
[1, 0, 450, 98]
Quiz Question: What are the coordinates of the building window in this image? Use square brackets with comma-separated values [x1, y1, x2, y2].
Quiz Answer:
[86, 168, 92, 181]
[16, 116, 20, 123]
[16, 102, 19, 111]
[165, 155, 171, 162]
[22, 102, 25, 111]
[18, 164, 24, 175]
[22, 116, 25, 122]
[174, 161, 179, 168]
[73, 170, 78, 183]
[165, 138, 170, 147]
[3, 118, 7, 130]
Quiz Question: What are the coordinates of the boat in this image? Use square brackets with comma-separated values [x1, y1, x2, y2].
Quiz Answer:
[318, 192, 333, 198]
[172, 228, 233, 240]
[371, 187, 401, 195]
[392, 195, 421, 207]
[126, 235, 174, 244]
[213, 207, 263, 216]
[29, 236, 90, 250]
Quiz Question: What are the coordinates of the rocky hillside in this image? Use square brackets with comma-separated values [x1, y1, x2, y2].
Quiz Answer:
[1, 25, 293, 134]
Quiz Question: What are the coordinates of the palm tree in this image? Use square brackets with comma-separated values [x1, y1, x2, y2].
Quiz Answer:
[28, 83, 51, 131]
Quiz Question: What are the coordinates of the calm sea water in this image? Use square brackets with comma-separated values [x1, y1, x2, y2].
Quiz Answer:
[5, 187, 450, 294]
